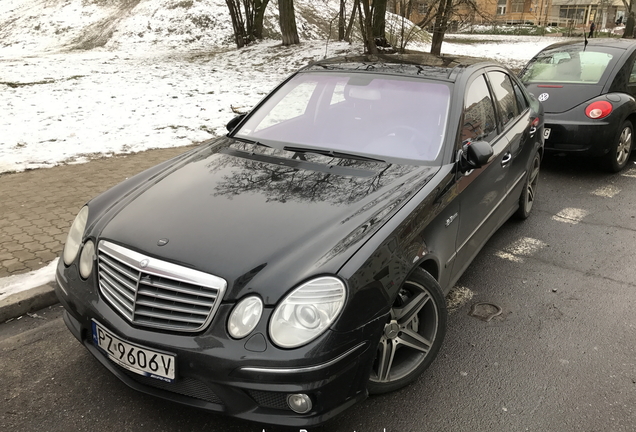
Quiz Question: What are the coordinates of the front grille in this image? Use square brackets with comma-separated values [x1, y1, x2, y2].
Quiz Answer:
[118, 366, 223, 405]
[247, 390, 291, 411]
[97, 240, 226, 332]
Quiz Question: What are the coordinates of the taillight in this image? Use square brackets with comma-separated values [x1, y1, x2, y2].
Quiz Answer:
[531, 117, 540, 127]
[585, 101, 613, 119]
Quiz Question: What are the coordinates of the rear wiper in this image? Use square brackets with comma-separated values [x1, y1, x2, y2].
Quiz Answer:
[283, 146, 385, 162]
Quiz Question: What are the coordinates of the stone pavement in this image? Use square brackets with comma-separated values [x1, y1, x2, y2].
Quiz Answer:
[0, 145, 197, 279]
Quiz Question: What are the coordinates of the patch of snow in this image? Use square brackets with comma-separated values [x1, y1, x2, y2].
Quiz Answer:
[0, 259, 58, 302]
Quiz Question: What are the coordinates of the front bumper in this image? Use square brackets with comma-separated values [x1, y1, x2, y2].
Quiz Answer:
[543, 113, 615, 156]
[55, 261, 384, 427]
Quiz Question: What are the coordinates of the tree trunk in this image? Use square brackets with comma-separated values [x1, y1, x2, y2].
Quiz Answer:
[226, 0, 247, 48]
[406, 0, 413, 19]
[339, 0, 346, 40]
[360, 0, 378, 54]
[242, 0, 255, 43]
[430, 0, 453, 55]
[624, 14, 635, 38]
[372, 0, 387, 41]
[344, 0, 359, 42]
[279, 0, 300, 45]
[253, 0, 270, 39]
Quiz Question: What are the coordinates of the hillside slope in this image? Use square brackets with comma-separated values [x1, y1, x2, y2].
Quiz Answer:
[0, 0, 344, 54]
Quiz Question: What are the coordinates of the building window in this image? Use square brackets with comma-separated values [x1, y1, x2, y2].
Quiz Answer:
[559, 6, 587, 22]
[497, 0, 507, 15]
[511, 0, 524, 13]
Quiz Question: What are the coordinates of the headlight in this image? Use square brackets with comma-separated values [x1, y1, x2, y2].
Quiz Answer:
[228, 296, 263, 339]
[79, 240, 95, 279]
[269, 276, 346, 348]
[63, 206, 89, 265]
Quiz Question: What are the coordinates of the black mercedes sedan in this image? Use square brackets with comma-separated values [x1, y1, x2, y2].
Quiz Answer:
[520, 38, 636, 172]
[55, 53, 543, 427]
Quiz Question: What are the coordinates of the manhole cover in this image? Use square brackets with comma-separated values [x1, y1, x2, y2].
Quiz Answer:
[469, 302, 502, 322]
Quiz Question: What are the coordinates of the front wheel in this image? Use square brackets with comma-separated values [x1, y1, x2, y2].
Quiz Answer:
[515, 151, 541, 220]
[602, 120, 633, 173]
[367, 268, 447, 395]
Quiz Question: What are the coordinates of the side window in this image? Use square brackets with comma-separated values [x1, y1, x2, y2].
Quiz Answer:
[460, 75, 498, 145]
[629, 60, 636, 84]
[512, 79, 529, 112]
[487, 71, 520, 128]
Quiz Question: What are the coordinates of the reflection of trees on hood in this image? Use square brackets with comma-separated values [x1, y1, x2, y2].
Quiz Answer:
[205, 142, 421, 205]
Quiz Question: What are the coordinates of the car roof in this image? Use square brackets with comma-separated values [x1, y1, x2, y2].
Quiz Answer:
[302, 53, 498, 82]
[541, 37, 636, 53]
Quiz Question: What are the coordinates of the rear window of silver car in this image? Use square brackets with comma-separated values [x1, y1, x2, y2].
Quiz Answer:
[235, 72, 451, 162]
[521, 49, 614, 84]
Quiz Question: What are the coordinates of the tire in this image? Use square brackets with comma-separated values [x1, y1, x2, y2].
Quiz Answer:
[367, 268, 447, 395]
[515, 151, 541, 220]
[602, 120, 633, 173]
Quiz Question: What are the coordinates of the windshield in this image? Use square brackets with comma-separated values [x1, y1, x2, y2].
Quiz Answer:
[520, 46, 616, 84]
[234, 72, 451, 162]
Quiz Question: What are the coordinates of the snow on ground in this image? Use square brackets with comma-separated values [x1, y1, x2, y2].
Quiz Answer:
[0, 34, 574, 173]
[0, 259, 58, 302]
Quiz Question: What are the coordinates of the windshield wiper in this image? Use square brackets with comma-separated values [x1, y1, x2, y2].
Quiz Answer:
[283, 146, 385, 162]
[232, 136, 270, 148]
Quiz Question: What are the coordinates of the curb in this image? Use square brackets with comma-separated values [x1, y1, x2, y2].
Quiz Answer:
[0, 282, 59, 322]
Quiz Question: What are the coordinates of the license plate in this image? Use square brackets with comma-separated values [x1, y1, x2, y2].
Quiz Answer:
[544, 128, 551, 139]
[92, 320, 176, 382]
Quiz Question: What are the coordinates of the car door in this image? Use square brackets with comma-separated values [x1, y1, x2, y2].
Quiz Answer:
[486, 70, 536, 204]
[451, 73, 512, 279]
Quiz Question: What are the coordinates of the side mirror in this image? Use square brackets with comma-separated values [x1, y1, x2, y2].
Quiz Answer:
[226, 113, 246, 132]
[459, 140, 493, 172]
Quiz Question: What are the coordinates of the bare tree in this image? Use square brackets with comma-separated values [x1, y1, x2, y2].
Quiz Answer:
[279, 0, 300, 45]
[345, 0, 359, 42]
[622, 0, 635, 38]
[339, 0, 346, 40]
[253, 0, 269, 39]
[372, 0, 389, 45]
[403, 0, 492, 56]
[225, 0, 270, 48]
[430, 0, 453, 55]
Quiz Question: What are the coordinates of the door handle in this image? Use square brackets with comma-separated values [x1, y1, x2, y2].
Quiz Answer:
[501, 152, 512, 167]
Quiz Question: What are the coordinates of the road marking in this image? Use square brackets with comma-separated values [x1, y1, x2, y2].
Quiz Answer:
[552, 208, 588, 224]
[495, 237, 546, 263]
[591, 185, 620, 198]
[621, 168, 636, 178]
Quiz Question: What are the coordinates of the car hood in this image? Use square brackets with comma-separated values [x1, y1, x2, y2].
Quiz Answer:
[98, 139, 438, 303]
[525, 83, 603, 113]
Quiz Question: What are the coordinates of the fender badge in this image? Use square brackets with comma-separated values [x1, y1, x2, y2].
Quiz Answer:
[139, 259, 149, 268]
[538, 93, 549, 102]
[157, 238, 169, 246]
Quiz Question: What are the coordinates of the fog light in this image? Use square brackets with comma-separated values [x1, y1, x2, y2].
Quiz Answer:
[287, 393, 312, 414]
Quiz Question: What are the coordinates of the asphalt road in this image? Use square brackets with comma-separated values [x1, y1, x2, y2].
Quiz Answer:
[2, 154, 636, 432]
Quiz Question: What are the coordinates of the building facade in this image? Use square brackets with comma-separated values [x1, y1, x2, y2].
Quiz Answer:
[395, 0, 626, 28]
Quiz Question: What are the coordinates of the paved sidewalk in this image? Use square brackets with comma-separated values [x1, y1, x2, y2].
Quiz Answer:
[0, 145, 197, 279]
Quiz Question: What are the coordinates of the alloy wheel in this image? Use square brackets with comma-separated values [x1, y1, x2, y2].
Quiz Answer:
[616, 125, 632, 167]
[524, 154, 541, 214]
[369, 280, 439, 384]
